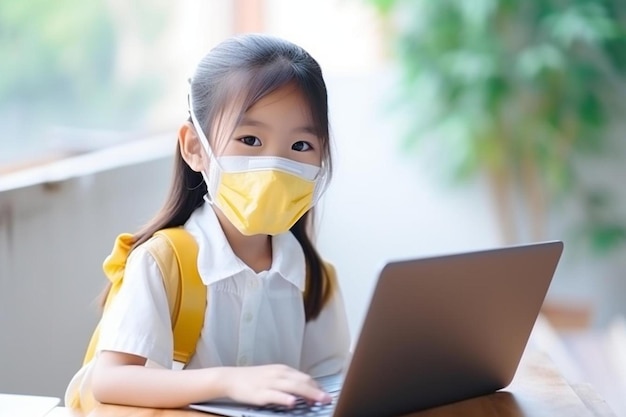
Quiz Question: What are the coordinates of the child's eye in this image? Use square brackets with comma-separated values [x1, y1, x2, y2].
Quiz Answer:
[240, 136, 262, 146]
[292, 141, 312, 152]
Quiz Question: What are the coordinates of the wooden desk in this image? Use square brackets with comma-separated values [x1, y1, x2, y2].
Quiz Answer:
[50, 351, 616, 417]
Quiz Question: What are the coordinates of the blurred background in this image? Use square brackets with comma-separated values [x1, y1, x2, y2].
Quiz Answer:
[1, 0, 625, 413]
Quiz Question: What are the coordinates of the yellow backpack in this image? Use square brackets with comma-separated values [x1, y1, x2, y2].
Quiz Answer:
[65, 227, 207, 410]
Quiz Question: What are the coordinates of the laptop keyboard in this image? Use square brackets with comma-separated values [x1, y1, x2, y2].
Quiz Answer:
[252, 375, 342, 416]
[255, 390, 339, 416]
[188, 375, 344, 417]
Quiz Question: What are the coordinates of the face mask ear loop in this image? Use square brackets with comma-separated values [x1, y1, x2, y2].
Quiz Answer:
[188, 94, 214, 158]
[311, 159, 329, 205]
[189, 90, 219, 205]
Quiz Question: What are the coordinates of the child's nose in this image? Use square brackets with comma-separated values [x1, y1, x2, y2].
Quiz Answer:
[263, 142, 292, 159]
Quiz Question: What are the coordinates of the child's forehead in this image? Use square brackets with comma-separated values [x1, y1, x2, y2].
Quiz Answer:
[243, 84, 310, 115]
[212, 83, 309, 126]
[206, 75, 321, 147]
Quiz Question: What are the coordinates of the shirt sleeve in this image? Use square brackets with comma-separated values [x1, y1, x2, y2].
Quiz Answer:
[97, 246, 174, 369]
[300, 276, 351, 377]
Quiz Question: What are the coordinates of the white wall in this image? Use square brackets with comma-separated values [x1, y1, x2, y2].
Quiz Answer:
[320, 71, 626, 335]
[318, 72, 502, 336]
[0, 138, 174, 398]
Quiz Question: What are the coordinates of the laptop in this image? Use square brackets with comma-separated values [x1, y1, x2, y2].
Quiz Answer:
[190, 240, 564, 417]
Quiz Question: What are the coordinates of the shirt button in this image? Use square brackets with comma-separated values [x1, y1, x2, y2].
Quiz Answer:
[243, 312, 253, 322]
[248, 280, 257, 289]
[238, 355, 248, 366]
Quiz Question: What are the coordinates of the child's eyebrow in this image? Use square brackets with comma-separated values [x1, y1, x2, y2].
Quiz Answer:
[238, 117, 268, 128]
[293, 126, 318, 135]
[238, 117, 318, 136]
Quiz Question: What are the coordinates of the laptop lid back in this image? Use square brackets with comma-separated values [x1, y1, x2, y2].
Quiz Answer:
[334, 241, 563, 417]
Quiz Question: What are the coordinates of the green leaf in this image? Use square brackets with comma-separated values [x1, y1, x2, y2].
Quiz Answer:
[544, 4, 620, 47]
[516, 44, 565, 79]
[588, 224, 626, 254]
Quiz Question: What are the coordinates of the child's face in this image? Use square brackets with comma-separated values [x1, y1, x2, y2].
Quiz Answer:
[218, 84, 322, 167]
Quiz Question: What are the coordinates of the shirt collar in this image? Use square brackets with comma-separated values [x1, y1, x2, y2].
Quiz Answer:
[184, 203, 307, 291]
[272, 228, 307, 291]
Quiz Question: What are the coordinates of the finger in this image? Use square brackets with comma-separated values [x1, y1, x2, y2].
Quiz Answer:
[277, 369, 332, 404]
[272, 379, 332, 404]
[256, 390, 297, 407]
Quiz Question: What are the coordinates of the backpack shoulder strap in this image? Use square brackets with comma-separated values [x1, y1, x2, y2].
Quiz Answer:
[321, 261, 337, 295]
[68, 230, 206, 411]
[303, 261, 337, 309]
[81, 233, 135, 366]
[145, 228, 206, 366]
[143, 234, 181, 323]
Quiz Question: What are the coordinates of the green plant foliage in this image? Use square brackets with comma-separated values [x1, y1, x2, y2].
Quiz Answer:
[368, 0, 626, 253]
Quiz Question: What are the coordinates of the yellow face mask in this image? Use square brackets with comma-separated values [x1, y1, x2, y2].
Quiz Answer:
[206, 155, 325, 236]
[188, 99, 328, 236]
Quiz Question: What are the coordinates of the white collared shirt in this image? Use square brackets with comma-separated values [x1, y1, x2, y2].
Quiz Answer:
[97, 203, 350, 377]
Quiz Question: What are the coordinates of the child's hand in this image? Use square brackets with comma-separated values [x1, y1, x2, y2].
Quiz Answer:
[222, 364, 331, 407]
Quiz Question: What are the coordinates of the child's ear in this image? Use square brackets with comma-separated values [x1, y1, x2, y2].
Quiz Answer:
[179, 121, 207, 172]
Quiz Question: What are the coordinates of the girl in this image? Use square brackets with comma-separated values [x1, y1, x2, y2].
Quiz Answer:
[66, 34, 350, 409]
